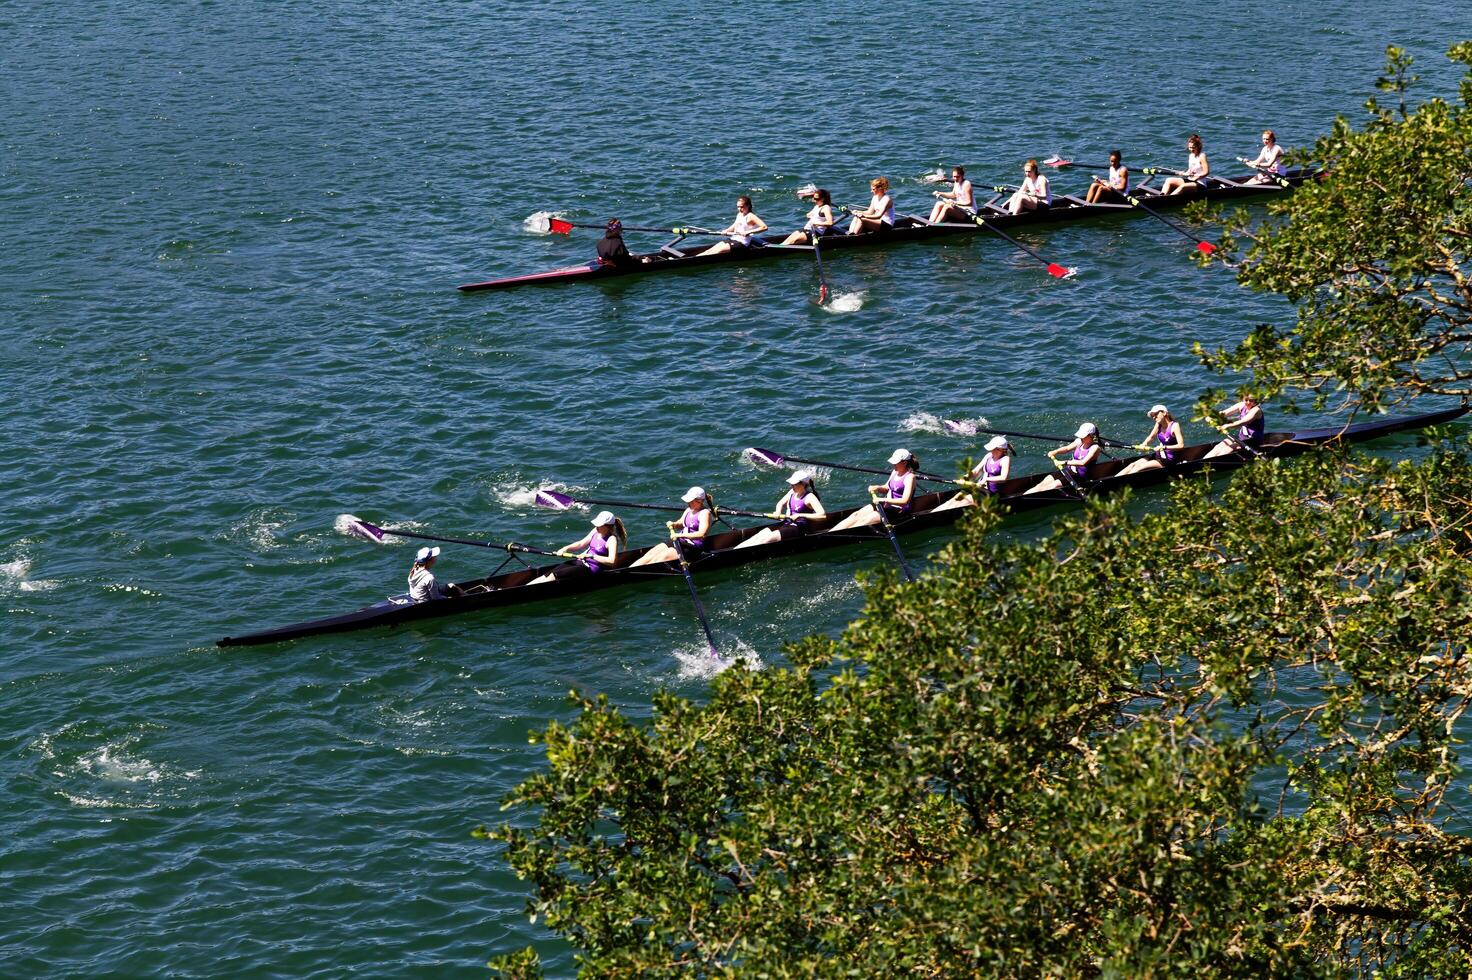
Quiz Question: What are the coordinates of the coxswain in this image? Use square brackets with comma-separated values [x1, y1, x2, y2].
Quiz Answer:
[1084, 150, 1129, 204]
[1204, 394, 1266, 458]
[831, 449, 920, 530]
[1242, 129, 1286, 183]
[1025, 423, 1102, 494]
[1117, 405, 1186, 475]
[407, 546, 458, 602]
[735, 470, 827, 549]
[528, 511, 626, 584]
[846, 177, 895, 234]
[1006, 159, 1051, 214]
[780, 188, 839, 244]
[631, 487, 716, 566]
[594, 219, 650, 267]
[1160, 135, 1210, 195]
[927, 166, 977, 223]
[698, 196, 769, 256]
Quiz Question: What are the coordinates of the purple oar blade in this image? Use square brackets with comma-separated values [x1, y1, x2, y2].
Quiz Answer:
[534, 489, 578, 510]
[942, 418, 977, 436]
[343, 515, 387, 543]
[744, 447, 786, 467]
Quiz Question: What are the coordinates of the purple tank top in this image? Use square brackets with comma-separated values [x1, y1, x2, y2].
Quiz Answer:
[886, 471, 912, 511]
[1156, 426, 1176, 461]
[786, 491, 810, 516]
[581, 530, 609, 572]
[1068, 443, 1092, 475]
[1238, 409, 1264, 443]
[982, 454, 1004, 491]
[682, 508, 705, 547]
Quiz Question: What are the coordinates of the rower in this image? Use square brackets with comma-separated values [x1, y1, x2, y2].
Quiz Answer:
[631, 487, 716, 566]
[1160, 135, 1209, 195]
[780, 188, 838, 245]
[528, 511, 626, 585]
[831, 449, 919, 530]
[698, 196, 769, 256]
[407, 547, 459, 602]
[928, 167, 976, 223]
[1085, 150, 1129, 204]
[971, 436, 1013, 491]
[595, 220, 651, 267]
[1205, 394, 1266, 458]
[846, 177, 895, 234]
[735, 470, 827, 549]
[1242, 129, 1286, 183]
[1006, 160, 1051, 214]
[1117, 405, 1186, 476]
[1025, 423, 1101, 494]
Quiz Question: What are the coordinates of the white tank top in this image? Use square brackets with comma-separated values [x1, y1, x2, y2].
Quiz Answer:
[1259, 143, 1285, 175]
[1022, 173, 1050, 204]
[1108, 164, 1126, 190]
[1187, 151, 1206, 179]
[804, 203, 833, 229]
[732, 211, 762, 235]
[952, 179, 974, 208]
[871, 193, 894, 224]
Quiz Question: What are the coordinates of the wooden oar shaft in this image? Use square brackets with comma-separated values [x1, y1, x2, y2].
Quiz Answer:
[363, 524, 561, 557]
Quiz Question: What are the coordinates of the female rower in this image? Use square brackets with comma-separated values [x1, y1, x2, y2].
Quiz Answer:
[735, 470, 827, 549]
[1117, 405, 1186, 476]
[1205, 395, 1266, 458]
[407, 546, 458, 602]
[935, 436, 1012, 513]
[1084, 150, 1129, 204]
[1160, 135, 1209, 195]
[528, 511, 627, 584]
[1242, 129, 1286, 183]
[1006, 159, 1051, 214]
[698, 196, 769, 256]
[1025, 423, 1102, 494]
[831, 449, 920, 530]
[631, 487, 716, 566]
[780, 188, 839, 245]
[928, 166, 976, 223]
[846, 177, 895, 234]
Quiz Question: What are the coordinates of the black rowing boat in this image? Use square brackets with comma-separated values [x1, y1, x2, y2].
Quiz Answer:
[458, 170, 1314, 292]
[217, 403, 1463, 647]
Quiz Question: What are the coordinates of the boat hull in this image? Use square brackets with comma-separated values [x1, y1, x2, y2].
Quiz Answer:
[458, 171, 1314, 292]
[217, 403, 1466, 647]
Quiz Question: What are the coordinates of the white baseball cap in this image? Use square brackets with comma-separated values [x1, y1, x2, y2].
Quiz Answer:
[1148, 404, 1169, 417]
[681, 486, 706, 503]
[1074, 422, 1097, 439]
[984, 436, 1009, 451]
[888, 449, 914, 465]
[786, 469, 813, 485]
[414, 546, 440, 563]
[590, 510, 616, 527]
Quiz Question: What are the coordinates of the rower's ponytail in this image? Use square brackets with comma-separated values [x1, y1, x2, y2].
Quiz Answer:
[611, 518, 628, 544]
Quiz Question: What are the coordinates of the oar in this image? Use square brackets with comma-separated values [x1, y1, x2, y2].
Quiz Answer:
[811, 230, 830, 305]
[1215, 425, 1267, 459]
[1121, 191, 1218, 255]
[940, 419, 1137, 450]
[1235, 158, 1292, 188]
[537, 216, 716, 236]
[960, 205, 1074, 278]
[342, 515, 565, 557]
[667, 531, 721, 658]
[1042, 155, 1112, 171]
[744, 447, 965, 487]
[534, 489, 777, 522]
[1050, 457, 1091, 496]
[869, 490, 917, 583]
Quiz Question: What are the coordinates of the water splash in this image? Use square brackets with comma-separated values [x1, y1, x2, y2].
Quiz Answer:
[493, 480, 581, 510]
[522, 210, 563, 234]
[917, 168, 947, 184]
[2, 556, 60, 593]
[673, 638, 764, 680]
[334, 514, 428, 541]
[823, 290, 866, 313]
[899, 412, 990, 437]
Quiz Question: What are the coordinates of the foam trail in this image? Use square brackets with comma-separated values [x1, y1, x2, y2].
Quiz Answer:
[823, 290, 866, 313]
[918, 168, 947, 184]
[522, 211, 561, 234]
[673, 639, 764, 680]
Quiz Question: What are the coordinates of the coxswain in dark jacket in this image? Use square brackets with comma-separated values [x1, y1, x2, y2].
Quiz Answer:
[595, 219, 637, 267]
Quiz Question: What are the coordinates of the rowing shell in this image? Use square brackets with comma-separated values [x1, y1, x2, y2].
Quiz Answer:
[216, 403, 1464, 647]
[458, 170, 1314, 292]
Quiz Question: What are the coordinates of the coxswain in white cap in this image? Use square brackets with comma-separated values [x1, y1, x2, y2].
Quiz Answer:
[407, 546, 458, 602]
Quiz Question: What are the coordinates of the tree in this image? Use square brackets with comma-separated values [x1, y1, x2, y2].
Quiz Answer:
[482, 47, 1472, 977]
[1200, 43, 1472, 414]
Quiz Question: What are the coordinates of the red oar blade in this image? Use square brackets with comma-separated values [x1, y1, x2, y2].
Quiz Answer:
[1047, 263, 1071, 278]
[818, 284, 830, 305]
[534, 489, 578, 510]
[547, 217, 575, 235]
[744, 447, 786, 468]
[342, 515, 387, 544]
[1042, 155, 1071, 168]
[1196, 241, 1217, 255]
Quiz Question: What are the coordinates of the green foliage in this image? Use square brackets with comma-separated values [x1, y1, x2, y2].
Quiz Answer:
[1200, 43, 1472, 413]
[489, 443, 1472, 976]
